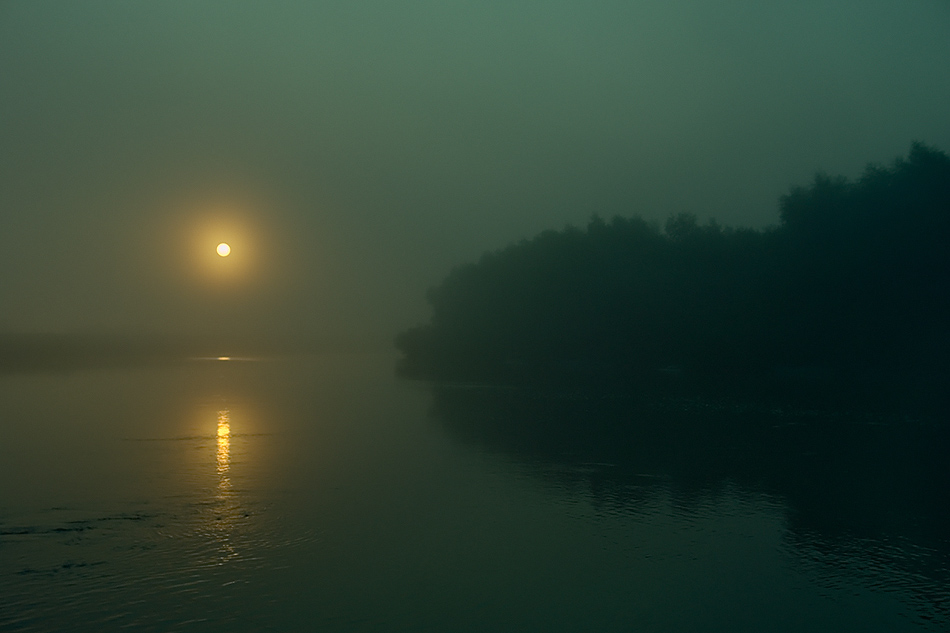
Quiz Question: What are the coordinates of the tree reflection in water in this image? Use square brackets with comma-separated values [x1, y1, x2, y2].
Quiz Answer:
[431, 385, 950, 626]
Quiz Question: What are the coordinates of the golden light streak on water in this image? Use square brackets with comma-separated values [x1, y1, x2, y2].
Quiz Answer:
[216, 409, 230, 479]
[213, 408, 237, 563]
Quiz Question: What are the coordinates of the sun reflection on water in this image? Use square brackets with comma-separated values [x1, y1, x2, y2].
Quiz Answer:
[216, 409, 231, 481]
[213, 408, 237, 563]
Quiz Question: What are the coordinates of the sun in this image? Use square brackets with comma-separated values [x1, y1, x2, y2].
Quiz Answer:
[216, 242, 231, 257]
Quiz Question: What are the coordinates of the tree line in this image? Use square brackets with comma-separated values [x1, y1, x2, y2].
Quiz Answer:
[396, 143, 950, 401]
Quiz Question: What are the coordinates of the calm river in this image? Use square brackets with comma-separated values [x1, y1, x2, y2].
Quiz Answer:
[1, 354, 946, 631]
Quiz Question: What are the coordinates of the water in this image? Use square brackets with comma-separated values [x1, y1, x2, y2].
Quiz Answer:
[0, 354, 947, 631]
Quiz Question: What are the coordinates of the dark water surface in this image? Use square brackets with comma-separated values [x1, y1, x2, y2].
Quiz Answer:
[1, 354, 946, 631]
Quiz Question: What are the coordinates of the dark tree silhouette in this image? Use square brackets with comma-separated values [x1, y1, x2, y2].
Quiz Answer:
[397, 143, 950, 407]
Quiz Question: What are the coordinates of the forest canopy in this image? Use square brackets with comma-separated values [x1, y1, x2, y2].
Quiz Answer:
[396, 143, 950, 398]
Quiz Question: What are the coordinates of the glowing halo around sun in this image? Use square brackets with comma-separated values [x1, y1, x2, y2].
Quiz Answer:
[176, 198, 273, 287]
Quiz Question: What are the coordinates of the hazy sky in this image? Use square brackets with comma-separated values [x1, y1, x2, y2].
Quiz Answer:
[1, 0, 948, 341]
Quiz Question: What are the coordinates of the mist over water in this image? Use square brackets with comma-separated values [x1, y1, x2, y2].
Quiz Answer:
[1, 354, 946, 632]
[2, 2, 949, 630]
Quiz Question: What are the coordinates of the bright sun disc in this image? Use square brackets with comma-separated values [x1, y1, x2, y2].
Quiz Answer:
[216, 242, 231, 257]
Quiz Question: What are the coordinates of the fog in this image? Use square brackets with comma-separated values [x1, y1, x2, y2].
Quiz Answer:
[1, 0, 949, 346]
